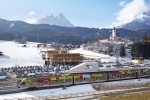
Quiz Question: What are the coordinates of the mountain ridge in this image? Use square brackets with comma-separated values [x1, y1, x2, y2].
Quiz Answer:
[37, 13, 74, 27]
[0, 18, 147, 44]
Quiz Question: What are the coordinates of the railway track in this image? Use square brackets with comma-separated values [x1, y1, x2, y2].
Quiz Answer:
[0, 86, 24, 95]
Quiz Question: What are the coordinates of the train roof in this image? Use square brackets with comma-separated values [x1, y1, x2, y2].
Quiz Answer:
[68, 62, 146, 74]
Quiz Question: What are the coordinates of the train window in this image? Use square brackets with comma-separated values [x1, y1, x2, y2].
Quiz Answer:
[127, 74, 130, 77]
[113, 75, 116, 78]
[43, 75, 47, 77]
[110, 74, 112, 78]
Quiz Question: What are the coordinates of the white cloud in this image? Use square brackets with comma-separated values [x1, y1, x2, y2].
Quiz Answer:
[26, 19, 37, 24]
[113, 0, 150, 27]
[119, 1, 126, 6]
[28, 11, 35, 16]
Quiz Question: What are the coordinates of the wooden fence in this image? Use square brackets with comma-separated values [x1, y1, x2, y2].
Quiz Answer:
[3, 82, 150, 100]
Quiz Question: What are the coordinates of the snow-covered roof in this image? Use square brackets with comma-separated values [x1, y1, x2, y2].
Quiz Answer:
[69, 62, 99, 74]
[69, 62, 145, 74]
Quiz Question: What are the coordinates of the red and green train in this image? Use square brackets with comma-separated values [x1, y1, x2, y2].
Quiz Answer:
[19, 68, 150, 88]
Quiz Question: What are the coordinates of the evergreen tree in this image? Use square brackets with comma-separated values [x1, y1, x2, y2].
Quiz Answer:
[108, 45, 113, 55]
[21, 36, 27, 44]
[148, 34, 150, 40]
[143, 34, 148, 58]
[143, 33, 148, 41]
[120, 44, 125, 57]
[131, 44, 135, 57]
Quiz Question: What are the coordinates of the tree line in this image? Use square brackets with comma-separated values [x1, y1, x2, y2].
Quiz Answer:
[0, 31, 99, 44]
[131, 34, 150, 59]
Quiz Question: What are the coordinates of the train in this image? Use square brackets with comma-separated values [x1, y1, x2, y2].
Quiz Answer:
[19, 62, 150, 88]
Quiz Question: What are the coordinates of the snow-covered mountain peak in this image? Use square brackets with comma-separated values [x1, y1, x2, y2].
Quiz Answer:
[37, 13, 74, 27]
[58, 12, 65, 18]
[116, 11, 150, 30]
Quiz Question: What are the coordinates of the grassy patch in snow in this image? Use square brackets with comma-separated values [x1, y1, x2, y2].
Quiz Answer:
[99, 91, 150, 100]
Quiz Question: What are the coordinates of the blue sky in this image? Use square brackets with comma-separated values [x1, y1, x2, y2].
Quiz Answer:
[0, 0, 150, 28]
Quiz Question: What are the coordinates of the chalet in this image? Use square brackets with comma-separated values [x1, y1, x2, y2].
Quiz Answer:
[41, 50, 83, 65]
[131, 57, 144, 65]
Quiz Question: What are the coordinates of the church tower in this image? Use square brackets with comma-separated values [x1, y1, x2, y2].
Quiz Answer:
[112, 27, 116, 38]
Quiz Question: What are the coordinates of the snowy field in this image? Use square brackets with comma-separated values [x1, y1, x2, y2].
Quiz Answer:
[0, 40, 44, 68]
[0, 40, 132, 68]
[1, 79, 150, 100]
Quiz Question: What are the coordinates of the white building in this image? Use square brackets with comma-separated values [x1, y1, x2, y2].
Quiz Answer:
[112, 27, 116, 38]
[110, 27, 117, 40]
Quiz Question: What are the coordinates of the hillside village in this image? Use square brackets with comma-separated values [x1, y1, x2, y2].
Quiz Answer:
[83, 27, 133, 59]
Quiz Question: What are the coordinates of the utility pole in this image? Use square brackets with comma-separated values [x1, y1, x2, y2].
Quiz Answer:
[138, 65, 141, 81]
[63, 59, 66, 90]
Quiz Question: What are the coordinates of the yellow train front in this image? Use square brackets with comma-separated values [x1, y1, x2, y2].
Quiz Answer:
[19, 75, 74, 88]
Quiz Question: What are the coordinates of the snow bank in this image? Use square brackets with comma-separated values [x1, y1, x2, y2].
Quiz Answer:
[101, 56, 131, 63]
[0, 84, 94, 99]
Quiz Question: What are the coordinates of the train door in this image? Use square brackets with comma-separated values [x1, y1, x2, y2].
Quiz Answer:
[83, 77, 87, 81]
[116, 74, 120, 78]
[132, 73, 136, 78]
[95, 76, 100, 81]
[95, 77, 98, 81]
[127, 74, 130, 77]
[83, 74, 90, 82]
[44, 80, 49, 86]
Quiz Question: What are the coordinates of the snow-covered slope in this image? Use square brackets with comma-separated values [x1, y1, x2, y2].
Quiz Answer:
[37, 13, 74, 27]
[0, 41, 44, 67]
[117, 12, 150, 30]
[69, 47, 110, 59]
